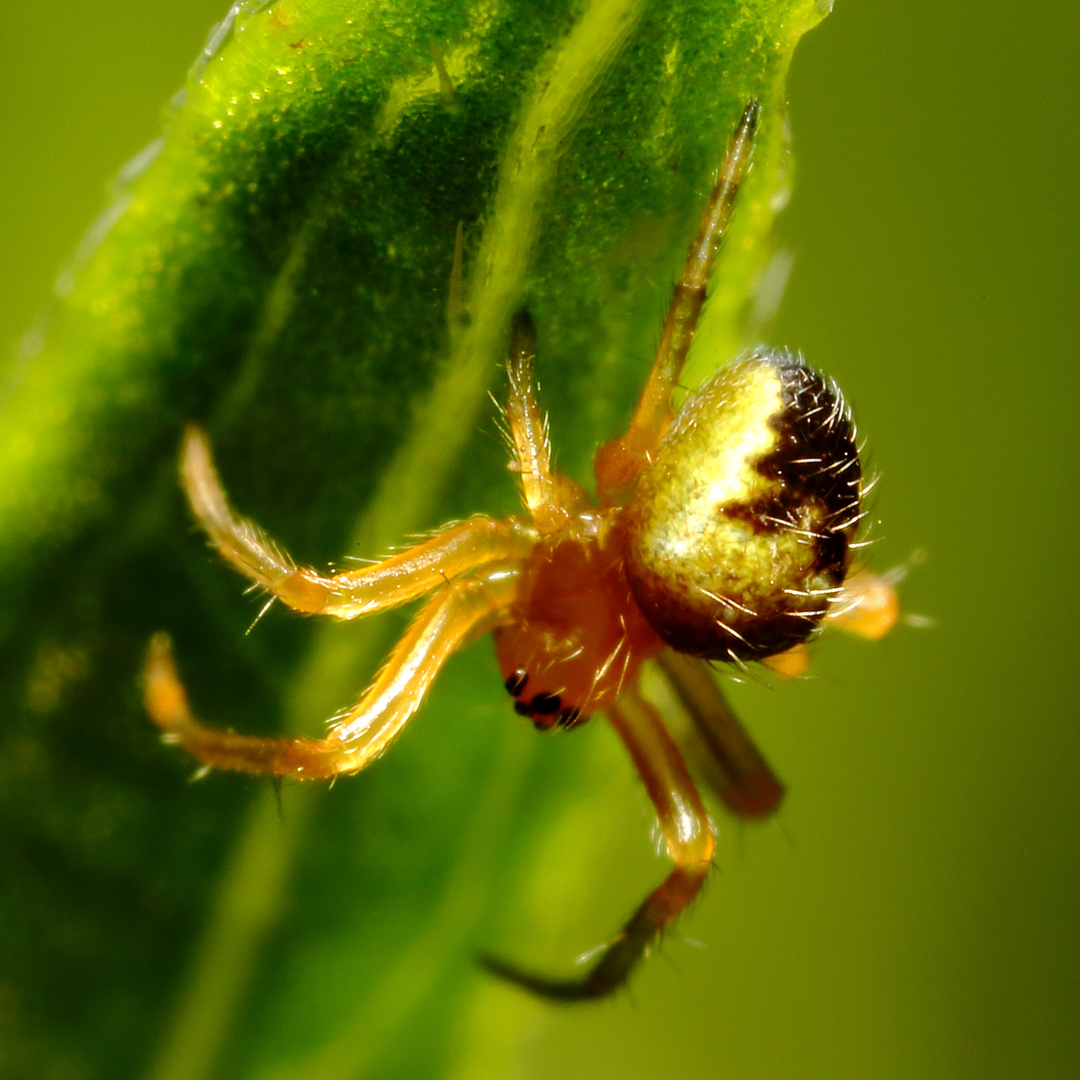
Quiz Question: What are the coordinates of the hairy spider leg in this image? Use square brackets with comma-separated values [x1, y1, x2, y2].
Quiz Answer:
[656, 649, 785, 819]
[827, 564, 900, 641]
[181, 424, 533, 618]
[145, 565, 520, 780]
[595, 99, 760, 504]
[503, 311, 589, 534]
[762, 565, 903, 679]
[481, 685, 713, 1000]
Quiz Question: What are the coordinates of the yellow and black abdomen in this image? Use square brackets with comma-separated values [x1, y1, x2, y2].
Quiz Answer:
[624, 350, 862, 662]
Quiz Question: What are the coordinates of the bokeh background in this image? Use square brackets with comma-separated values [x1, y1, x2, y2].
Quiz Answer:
[1, 1, 1076, 1078]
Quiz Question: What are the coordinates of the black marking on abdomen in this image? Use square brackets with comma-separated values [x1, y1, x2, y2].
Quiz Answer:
[751, 350, 861, 585]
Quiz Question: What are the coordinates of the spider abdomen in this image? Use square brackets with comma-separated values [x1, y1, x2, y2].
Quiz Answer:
[623, 350, 862, 662]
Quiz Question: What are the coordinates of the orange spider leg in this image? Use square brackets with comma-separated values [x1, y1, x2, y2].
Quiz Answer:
[595, 100, 760, 504]
[827, 564, 901, 641]
[761, 565, 905, 679]
[504, 311, 589, 534]
[181, 424, 533, 618]
[145, 564, 520, 780]
[761, 643, 811, 679]
[482, 685, 713, 1000]
[656, 649, 784, 820]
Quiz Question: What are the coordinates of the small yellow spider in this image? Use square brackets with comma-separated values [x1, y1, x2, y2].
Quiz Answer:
[145, 101, 896, 1001]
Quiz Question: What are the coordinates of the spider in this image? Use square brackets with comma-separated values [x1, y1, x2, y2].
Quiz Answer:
[145, 101, 897, 1001]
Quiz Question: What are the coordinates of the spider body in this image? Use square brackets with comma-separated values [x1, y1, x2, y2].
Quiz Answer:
[496, 349, 859, 726]
[625, 350, 861, 661]
[495, 514, 664, 729]
[145, 101, 896, 1001]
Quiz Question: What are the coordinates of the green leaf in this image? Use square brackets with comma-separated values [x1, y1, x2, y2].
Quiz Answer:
[0, 1, 828, 1077]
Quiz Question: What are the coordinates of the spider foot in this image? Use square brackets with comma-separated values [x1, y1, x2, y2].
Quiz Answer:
[480, 862, 706, 1002]
[144, 632, 339, 780]
[478, 948, 631, 1003]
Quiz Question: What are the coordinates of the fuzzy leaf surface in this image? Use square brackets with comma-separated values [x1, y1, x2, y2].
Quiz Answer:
[0, 1, 825, 1077]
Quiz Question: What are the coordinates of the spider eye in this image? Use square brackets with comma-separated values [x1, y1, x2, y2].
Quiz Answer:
[623, 349, 862, 662]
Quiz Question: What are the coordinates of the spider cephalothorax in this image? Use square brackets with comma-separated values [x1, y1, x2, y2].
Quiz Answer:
[145, 101, 896, 1001]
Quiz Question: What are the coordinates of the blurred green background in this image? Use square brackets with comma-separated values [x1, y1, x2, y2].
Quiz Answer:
[1, 1, 1077, 1078]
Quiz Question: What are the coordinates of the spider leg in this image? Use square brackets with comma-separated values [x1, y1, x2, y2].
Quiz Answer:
[763, 565, 904, 679]
[504, 311, 588, 534]
[145, 564, 520, 780]
[181, 425, 533, 618]
[595, 100, 760, 503]
[826, 564, 900, 641]
[481, 685, 713, 1001]
[761, 642, 811, 679]
[655, 650, 784, 819]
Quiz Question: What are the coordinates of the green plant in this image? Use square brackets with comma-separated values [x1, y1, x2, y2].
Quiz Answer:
[0, 1, 829, 1076]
